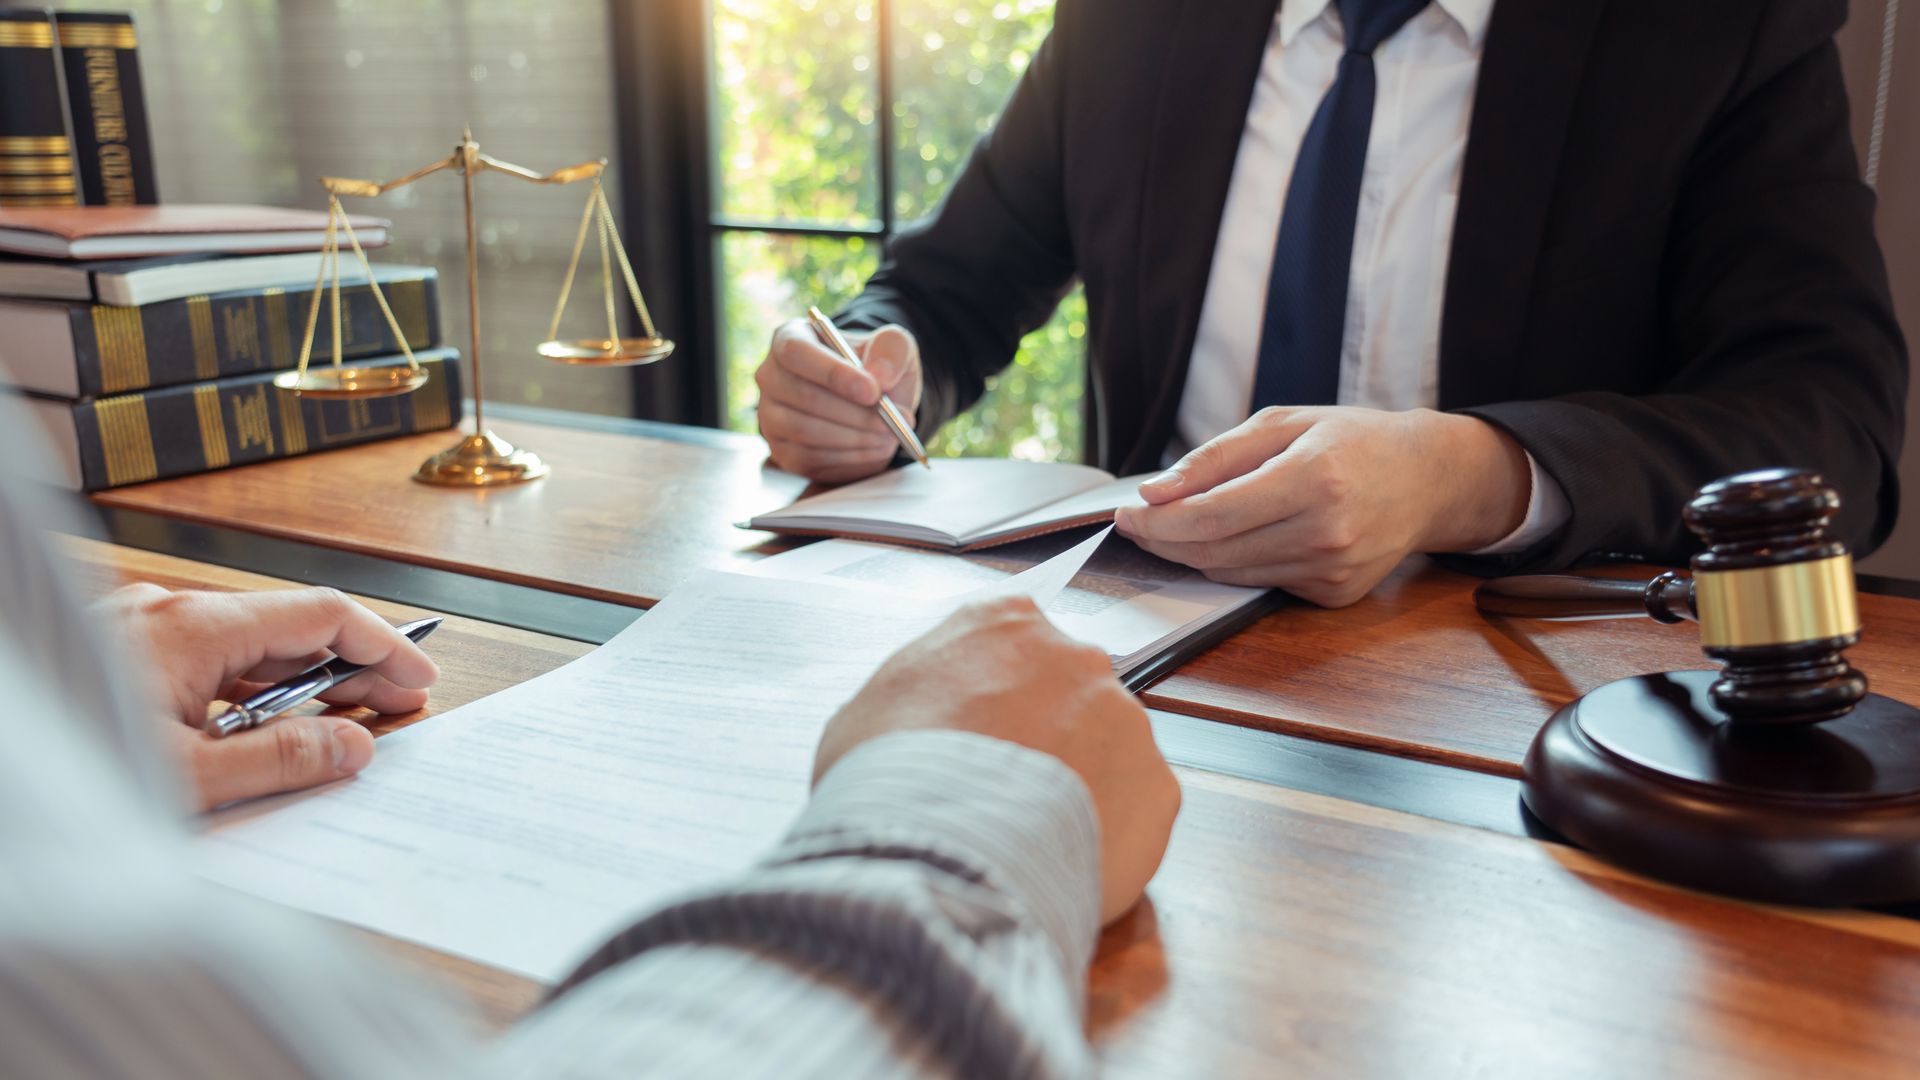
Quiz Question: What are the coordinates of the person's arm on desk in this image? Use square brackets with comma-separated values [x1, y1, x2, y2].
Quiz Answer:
[0, 445, 1168, 1076]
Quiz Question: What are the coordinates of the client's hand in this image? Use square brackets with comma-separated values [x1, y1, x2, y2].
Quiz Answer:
[96, 585, 439, 811]
[817, 597, 1180, 924]
[755, 319, 923, 483]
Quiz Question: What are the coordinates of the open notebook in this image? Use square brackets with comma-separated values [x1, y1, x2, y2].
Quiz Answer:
[744, 458, 1153, 550]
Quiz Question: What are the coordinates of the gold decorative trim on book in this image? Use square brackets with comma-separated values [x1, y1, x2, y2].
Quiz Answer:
[263, 288, 292, 368]
[54, 24, 138, 49]
[0, 22, 56, 48]
[413, 364, 452, 430]
[185, 296, 218, 380]
[0, 156, 75, 175]
[0, 194, 78, 207]
[0, 174, 77, 194]
[276, 384, 308, 455]
[0, 135, 71, 154]
[95, 395, 158, 487]
[387, 277, 432, 345]
[191, 386, 231, 470]
[91, 305, 150, 394]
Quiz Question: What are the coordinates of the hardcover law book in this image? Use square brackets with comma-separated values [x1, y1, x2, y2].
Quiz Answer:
[744, 458, 1154, 551]
[0, 264, 441, 397]
[0, 10, 77, 209]
[0, 251, 342, 306]
[49, 11, 159, 206]
[0, 205, 391, 260]
[22, 348, 463, 492]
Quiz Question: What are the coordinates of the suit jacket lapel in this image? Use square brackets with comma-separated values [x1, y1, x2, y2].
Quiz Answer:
[1128, 0, 1281, 472]
[1440, 0, 1607, 407]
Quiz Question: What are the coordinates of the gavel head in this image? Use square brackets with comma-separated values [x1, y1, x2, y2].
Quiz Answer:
[1684, 468, 1867, 724]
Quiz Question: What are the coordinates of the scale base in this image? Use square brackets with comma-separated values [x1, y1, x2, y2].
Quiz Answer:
[413, 430, 549, 487]
[1523, 670, 1920, 906]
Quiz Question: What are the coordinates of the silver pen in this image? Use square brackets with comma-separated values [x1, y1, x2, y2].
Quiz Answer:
[807, 306, 932, 469]
[204, 616, 443, 738]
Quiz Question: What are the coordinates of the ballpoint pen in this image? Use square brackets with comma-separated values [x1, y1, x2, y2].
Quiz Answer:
[203, 616, 444, 738]
[807, 305, 932, 469]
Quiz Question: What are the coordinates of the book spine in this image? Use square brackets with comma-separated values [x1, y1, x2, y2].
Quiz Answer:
[0, 9, 82, 209]
[51, 12, 158, 205]
[66, 350, 465, 491]
[68, 272, 442, 396]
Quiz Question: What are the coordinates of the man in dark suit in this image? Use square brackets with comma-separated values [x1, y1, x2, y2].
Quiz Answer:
[753, 0, 1907, 606]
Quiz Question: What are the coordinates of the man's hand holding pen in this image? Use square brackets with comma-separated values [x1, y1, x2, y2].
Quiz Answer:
[95, 585, 439, 811]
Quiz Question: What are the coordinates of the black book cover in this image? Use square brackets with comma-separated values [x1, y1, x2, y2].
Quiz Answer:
[67, 348, 464, 490]
[52, 11, 159, 205]
[65, 265, 443, 396]
[0, 9, 80, 209]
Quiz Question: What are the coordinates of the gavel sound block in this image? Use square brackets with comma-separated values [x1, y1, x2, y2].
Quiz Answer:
[1477, 469, 1920, 906]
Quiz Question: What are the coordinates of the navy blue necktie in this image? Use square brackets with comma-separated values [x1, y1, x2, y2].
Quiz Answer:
[1251, 0, 1432, 409]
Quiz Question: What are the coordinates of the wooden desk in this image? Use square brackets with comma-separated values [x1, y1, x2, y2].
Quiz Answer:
[89, 417, 1920, 777]
[64, 537, 1920, 1076]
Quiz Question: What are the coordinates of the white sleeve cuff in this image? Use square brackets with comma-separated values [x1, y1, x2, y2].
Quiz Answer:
[1469, 451, 1571, 556]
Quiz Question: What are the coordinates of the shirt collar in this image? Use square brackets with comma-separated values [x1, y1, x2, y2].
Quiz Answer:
[1279, 0, 1496, 52]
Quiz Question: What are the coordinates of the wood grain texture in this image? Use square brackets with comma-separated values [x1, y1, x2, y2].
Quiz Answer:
[63, 538, 1920, 1076]
[1143, 558, 1920, 778]
[89, 421, 1920, 778]
[90, 420, 809, 609]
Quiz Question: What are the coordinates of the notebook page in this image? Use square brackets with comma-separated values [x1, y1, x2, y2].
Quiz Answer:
[748, 458, 1115, 543]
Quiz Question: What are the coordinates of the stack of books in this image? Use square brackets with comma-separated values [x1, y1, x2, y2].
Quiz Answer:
[0, 204, 463, 491]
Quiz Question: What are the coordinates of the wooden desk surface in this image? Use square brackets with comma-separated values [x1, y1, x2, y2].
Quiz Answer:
[64, 537, 1920, 1076]
[90, 418, 1920, 778]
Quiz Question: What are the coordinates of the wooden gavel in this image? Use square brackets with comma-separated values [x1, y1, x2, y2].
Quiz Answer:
[1474, 468, 1867, 725]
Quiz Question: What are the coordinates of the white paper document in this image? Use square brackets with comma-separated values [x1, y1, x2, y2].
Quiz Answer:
[193, 529, 1108, 982]
[746, 528, 1269, 675]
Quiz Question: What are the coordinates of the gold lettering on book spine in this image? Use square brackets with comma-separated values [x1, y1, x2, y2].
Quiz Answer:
[94, 395, 157, 487]
[387, 277, 431, 346]
[233, 387, 275, 456]
[191, 386, 231, 469]
[90, 305, 150, 393]
[186, 296, 218, 380]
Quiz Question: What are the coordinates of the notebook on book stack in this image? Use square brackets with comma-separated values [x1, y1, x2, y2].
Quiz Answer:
[0, 204, 461, 491]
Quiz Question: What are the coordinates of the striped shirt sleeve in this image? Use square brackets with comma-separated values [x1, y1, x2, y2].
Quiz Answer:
[0, 388, 1105, 1080]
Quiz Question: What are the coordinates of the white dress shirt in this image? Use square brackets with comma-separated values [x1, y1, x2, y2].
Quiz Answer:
[1172, 0, 1567, 554]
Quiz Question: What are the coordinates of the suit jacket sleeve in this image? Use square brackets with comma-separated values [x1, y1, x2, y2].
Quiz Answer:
[1460, 0, 1908, 569]
[833, 2, 1081, 439]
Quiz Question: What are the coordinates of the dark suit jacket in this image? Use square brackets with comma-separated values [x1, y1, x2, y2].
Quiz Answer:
[836, 0, 1908, 569]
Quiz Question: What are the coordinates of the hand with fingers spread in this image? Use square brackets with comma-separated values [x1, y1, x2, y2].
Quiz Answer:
[96, 584, 439, 810]
[755, 318, 923, 483]
[1114, 406, 1533, 608]
[816, 596, 1181, 924]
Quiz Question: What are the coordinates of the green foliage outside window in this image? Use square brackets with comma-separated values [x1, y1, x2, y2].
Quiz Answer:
[713, 0, 1086, 462]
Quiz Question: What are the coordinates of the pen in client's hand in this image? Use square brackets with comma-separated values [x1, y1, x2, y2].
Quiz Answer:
[807, 305, 932, 470]
[204, 616, 444, 738]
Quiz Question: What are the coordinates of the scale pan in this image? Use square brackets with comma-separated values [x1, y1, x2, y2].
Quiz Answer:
[538, 337, 676, 366]
[272, 366, 428, 399]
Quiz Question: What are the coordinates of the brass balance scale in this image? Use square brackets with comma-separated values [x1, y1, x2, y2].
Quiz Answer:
[270, 126, 673, 486]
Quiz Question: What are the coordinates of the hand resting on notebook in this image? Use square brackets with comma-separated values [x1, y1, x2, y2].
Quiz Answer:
[1116, 406, 1532, 608]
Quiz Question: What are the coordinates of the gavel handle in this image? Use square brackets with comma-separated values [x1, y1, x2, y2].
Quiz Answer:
[1473, 570, 1696, 623]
